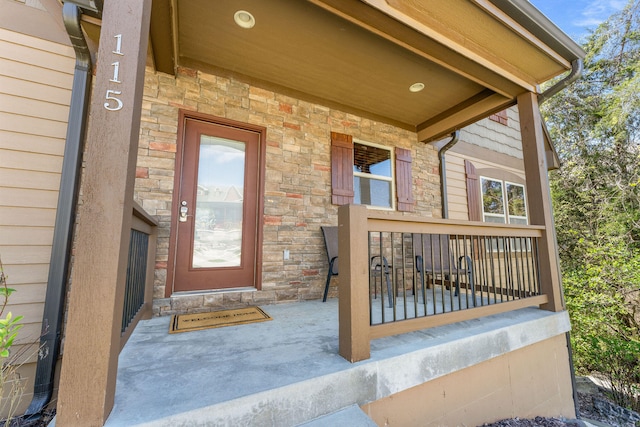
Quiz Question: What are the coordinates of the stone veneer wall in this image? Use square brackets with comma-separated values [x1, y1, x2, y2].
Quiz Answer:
[135, 66, 441, 315]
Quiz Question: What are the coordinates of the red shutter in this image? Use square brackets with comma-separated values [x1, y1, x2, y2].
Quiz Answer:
[465, 160, 482, 221]
[489, 109, 508, 125]
[395, 147, 414, 212]
[331, 132, 354, 205]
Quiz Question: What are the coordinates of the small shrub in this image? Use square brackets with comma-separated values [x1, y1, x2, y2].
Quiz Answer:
[0, 258, 25, 426]
[587, 334, 640, 412]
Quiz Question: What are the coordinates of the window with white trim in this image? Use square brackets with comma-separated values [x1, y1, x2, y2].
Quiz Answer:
[331, 132, 413, 211]
[480, 177, 527, 224]
[353, 141, 394, 209]
[505, 182, 527, 224]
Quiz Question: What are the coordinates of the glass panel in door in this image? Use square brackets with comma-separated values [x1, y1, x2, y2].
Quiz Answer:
[193, 136, 245, 268]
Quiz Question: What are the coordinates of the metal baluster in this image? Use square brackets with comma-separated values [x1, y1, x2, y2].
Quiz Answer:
[488, 235, 497, 304]
[368, 231, 374, 325]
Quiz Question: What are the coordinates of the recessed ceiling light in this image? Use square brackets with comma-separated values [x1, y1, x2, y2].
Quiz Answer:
[234, 10, 255, 29]
[409, 82, 425, 93]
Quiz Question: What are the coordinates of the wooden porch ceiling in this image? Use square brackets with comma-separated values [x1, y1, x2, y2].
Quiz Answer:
[147, 0, 583, 142]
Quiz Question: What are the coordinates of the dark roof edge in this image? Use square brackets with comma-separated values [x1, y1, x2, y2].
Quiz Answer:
[488, 0, 586, 62]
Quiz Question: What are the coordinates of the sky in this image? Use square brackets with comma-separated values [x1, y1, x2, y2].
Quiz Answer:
[529, 0, 627, 41]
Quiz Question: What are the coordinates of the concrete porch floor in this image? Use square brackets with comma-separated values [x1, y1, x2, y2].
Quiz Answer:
[96, 298, 571, 426]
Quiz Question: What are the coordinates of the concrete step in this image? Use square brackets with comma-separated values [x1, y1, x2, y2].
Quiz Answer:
[298, 405, 378, 427]
[49, 405, 377, 427]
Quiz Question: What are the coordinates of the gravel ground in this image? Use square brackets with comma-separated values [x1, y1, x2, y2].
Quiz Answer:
[481, 388, 638, 427]
[480, 416, 581, 426]
[2, 409, 55, 427]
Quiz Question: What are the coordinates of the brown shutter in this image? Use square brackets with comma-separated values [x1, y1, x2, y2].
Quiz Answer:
[331, 132, 354, 205]
[489, 109, 508, 125]
[395, 147, 414, 212]
[465, 159, 482, 221]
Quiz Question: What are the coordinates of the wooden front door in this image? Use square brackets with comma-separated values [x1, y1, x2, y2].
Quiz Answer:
[168, 114, 265, 294]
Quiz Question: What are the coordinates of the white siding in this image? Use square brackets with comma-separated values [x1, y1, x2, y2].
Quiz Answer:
[0, 23, 74, 415]
[444, 107, 526, 221]
[459, 107, 523, 159]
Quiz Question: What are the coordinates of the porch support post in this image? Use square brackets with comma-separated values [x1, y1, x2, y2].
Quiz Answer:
[56, 1, 151, 426]
[338, 204, 371, 362]
[517, 92, 563, 312]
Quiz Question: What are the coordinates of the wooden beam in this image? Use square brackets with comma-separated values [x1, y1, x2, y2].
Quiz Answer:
[149, 0, 175, 75]
[366, 217, 543, 238]
[517, 91, 564, 312]
[417, 91, 512, 142]
[170, 0, 179, 74]
[471, 0, 570, 68]
[55, 1, 152, 425]
[338, 204, 371, 362]
[370, 295, 549, 339]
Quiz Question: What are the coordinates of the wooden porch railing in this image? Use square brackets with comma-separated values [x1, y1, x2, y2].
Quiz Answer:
[120, 201, 158, 349]
[338, 204, 554, 362]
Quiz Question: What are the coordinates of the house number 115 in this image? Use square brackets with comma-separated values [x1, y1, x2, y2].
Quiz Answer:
[104, 34, 124, 111]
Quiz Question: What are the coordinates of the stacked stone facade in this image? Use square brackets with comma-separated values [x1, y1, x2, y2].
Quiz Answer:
[135, 66, 441, 315]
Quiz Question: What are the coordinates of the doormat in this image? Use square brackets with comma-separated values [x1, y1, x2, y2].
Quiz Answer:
[169, 307, 272, 334]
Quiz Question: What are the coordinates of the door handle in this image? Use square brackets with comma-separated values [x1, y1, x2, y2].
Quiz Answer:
[179, 201, 188, 222]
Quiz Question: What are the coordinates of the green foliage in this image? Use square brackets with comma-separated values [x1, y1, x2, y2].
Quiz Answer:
[0, 259, 22, 361]
[587, 335, 640, 409]
[542, 0, 640, 411]
[0, 288, 15, 299]
[0, 313, 22, 359]
[0, 256, 26, 424]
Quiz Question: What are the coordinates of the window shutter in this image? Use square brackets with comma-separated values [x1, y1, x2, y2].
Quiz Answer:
[489, 109, 508, 125]
[465, 160, 482, 221]
[331, 132, 354, 205]
[395, 147, 414, 212]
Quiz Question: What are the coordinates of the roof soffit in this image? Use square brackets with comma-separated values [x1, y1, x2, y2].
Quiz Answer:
[148, 0, 579, 141]
[362, 0, 572, 84]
